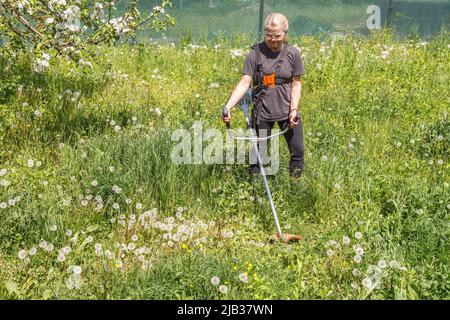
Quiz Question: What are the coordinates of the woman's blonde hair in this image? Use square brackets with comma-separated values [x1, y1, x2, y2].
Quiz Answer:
[264, 12, 289, 33]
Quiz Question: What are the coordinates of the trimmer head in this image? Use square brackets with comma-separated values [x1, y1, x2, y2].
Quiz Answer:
[270, 232, 302, 244]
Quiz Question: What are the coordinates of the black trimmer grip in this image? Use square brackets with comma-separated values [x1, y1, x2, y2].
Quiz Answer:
[222, 107, 230, 129]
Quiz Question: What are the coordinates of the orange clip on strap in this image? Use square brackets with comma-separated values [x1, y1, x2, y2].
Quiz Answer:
[263, 73, 276, 88]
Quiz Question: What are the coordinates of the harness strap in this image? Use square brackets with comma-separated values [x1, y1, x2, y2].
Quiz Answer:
[251, 43, 290, 127]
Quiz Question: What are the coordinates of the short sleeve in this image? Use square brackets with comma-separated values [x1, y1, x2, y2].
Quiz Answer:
[242, 48, 256, 77]
[292, 47, 305, 77]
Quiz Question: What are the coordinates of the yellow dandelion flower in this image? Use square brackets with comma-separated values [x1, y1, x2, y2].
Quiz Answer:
[181, 243, 187, 249]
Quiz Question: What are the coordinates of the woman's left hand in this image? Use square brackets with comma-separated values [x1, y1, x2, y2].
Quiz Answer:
[289, 109, 299, 128]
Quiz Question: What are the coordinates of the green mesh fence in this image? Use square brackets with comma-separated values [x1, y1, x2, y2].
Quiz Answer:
[135, 0, 450, 41]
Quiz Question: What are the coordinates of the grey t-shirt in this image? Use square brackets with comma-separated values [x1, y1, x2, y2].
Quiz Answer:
[243, 41, 305, 121]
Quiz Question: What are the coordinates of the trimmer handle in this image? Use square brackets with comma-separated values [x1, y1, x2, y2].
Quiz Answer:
[222, 107, 230, 129]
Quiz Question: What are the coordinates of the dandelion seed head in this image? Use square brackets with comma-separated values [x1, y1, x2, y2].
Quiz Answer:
[362, 277, 373, 289]
[327, 240, 337, 247]
[211, 276, 220, 286]
[378, 260, 387, 269]
[239, 273, 249, 283]
[389, 260, 400, 269]
[28, 247, 37, 256]
[39, 240, 47, 248]
[219, 285, 228, 294]
[0, 179, 11, 187]
[18, 249, 28, 259]
[354, 232, 363, 240]
[57, 253, 66, 262]
[45, 243, 54, 252]
[343, 236, 351, 245]
[71, 266, 82, 275]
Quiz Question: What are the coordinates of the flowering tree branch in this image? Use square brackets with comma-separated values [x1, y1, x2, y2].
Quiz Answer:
[10, 7, 44, 38]
[0, 0, 176, 72]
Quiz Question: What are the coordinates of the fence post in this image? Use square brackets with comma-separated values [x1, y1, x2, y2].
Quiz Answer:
[258, 0, 264, 41]
[386, 0, 394, 28]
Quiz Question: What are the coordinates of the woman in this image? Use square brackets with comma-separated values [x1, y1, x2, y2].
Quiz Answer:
[222, 12, 305, 179]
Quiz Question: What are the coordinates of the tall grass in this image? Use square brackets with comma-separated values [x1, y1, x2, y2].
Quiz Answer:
[0, 31, 448, 299]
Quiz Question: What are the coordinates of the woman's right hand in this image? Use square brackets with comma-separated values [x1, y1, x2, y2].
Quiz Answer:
[221, 107, 231, 123]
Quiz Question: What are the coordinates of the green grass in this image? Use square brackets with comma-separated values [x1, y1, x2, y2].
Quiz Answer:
[0, 30, 449, 299]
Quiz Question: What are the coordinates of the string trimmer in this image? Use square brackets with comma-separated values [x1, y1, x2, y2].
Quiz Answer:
[222, 89, 302, 243]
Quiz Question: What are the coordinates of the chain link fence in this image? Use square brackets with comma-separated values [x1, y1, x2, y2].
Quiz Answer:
[138, 0, 450, 41]
[1, 0, 448, 46]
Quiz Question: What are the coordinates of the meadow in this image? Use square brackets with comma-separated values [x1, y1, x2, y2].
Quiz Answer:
[0, 31, 449, 299]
